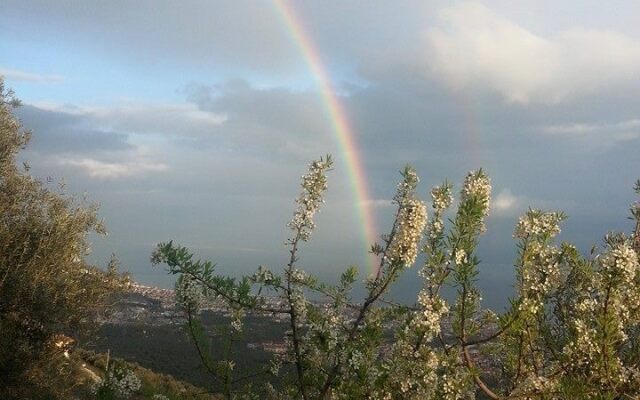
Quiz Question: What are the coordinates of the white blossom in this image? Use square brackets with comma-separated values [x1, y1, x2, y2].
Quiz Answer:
[290, 288, 307, 321]
[175, 274, 204, 312]
[462, 170, 491, 215]
[600, 241, 638, 284]
[253, 265, 274, 283]
[92, 366, 141, 399]
[515, 210, 564, 239]
[431, 184, 454, 212]
[289, 268, 308, 283]
[388, 198, 428, 266]
[518, 242, 561, 315]
[288, 158, 331, 241]
[230, 308, 245, 333]
[414, 290, 448, 337]
[269, 359, 282, 376]
[454, 249, 467, 266]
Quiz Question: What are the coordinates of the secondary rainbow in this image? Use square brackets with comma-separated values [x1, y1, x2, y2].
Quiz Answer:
[273, 0, 379, 273]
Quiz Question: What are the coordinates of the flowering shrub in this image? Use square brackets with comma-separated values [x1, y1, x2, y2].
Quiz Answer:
[92, 363, 141, 399]
[152, 157, 640, 399]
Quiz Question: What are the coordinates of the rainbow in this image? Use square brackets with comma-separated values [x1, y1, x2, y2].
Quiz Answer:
[273, 0, 379, 274]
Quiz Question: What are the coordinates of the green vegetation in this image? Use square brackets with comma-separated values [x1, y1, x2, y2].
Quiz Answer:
[87, 313, 287, 391]
[0, 78, 128, 398]
[75, 349, 220, 400]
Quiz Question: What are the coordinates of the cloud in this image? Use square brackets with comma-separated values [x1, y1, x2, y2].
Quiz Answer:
[184, 80, 334, 158]
[32, 102, 226, 138]
[541, 119, 640, 147]
[57, 156, 168, 179]
[490, 189, 579, 217]
[543, 119, 640, 135]
[16, 105, 133, 154]
[426, 2, 640, 104]
[492, 189, 521, 214]
[17, 103, 179, 180]
[0, 67, 63, 83]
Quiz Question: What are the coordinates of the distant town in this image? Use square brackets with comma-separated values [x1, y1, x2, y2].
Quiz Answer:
[100, 282, 495, 368]
[101, 283, 291, 355]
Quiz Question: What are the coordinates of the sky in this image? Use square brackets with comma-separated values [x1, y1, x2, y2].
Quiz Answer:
[2, 0, 639, 310]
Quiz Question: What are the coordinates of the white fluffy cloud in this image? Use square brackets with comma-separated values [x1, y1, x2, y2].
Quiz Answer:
[492, 188, 524, 215]
[426, 2, 640, 104]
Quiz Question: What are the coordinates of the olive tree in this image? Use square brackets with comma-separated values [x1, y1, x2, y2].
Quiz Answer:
[0, 78, 127, 399]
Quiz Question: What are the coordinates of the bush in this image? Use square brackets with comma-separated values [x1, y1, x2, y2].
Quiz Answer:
[76, 349, 220, 400]
[0, 78, 128, 398]
[92, 361, 142, 400]
[153, 156, 640, 399]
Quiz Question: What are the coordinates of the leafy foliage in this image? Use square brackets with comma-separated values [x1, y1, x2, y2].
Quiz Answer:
[0, 78, 128, 399]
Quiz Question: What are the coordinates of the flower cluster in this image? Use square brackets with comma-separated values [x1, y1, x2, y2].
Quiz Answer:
[414, 290, 448, 337]
[268, 359, 282, 376]
[388, 198, 427, 266]
[513, 374, 558, 397]
[230, 308, 245, 333]
[348, 349, 366, 370]
[289, 268, 308, 284]
[518, 242, 561, 315]
[306, 307, 342, 353]
[431, 183, 453, 212]
[288, 157, 332, 241]
[427, 183, 453, 241]
[376, 337, 441, 399]
[252, 265, 275, 284]
[461, 170, 491, 216]
[394, 167, 420, 204]
[561, 240, 639, 385]
[92, 366, 141, 399]
[514, 209, 565, 239]
[438, 356, 475, 400]
[175, 274, 204, 312]
[289, 288, 307, 321]
[596, 240, 639, 339]
[223, 360, 236, 371]
[428, 219, 444, 241]
[600, 241, 638, 284]
[563, 318, 600, 368]
[453, 248, 467, 266]
[152, 395, 170, 400]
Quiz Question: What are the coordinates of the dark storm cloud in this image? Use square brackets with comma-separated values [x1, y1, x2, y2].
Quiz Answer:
[16, 104, 133, 154]
[176, 66, 640, 225]
[348, 74, 640, 217]
[183, 80, 334, 159]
